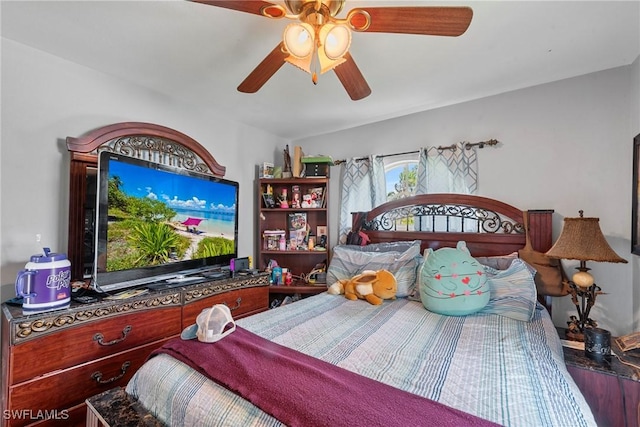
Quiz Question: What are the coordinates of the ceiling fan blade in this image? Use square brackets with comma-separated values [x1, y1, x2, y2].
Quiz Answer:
[333, 53, 371, 101]
[237, 42, 287, 93]
[191, 0, 282, 17]
[349, 6, 473, 36]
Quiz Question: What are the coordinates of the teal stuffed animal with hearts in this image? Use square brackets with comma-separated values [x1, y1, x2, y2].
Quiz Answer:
[419, 241, 489, 316]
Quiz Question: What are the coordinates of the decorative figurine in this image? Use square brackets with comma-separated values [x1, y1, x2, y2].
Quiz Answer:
[291, 186, 301, 209]
[283, 145, 292, 178]
[279, 188, 289, 208]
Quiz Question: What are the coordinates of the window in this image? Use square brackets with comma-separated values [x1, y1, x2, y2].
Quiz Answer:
[385, 157, 418, 202]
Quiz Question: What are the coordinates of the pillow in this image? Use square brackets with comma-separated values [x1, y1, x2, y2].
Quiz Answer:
[475, 252, 519, 270]
[418, 241, 490, 316]
[479, 258, 538, 322]
[326, 241, 421, 298]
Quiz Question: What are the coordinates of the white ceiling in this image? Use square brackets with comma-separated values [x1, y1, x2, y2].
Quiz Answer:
[2, 1, 639, 140]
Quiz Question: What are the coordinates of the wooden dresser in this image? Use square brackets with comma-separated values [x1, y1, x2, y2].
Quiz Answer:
[1, 273, 269, 427]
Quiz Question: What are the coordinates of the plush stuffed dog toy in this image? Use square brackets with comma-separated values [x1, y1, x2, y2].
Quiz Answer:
[328, 269, 397, 305]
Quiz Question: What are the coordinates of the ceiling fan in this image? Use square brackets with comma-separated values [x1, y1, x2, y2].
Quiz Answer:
[192, 0, 473, 100]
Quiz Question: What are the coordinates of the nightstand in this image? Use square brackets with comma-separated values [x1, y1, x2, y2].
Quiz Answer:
[86, 387, 161, 426]
[558, 328, 640, 426]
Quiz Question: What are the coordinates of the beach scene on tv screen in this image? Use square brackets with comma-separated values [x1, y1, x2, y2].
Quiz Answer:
[104, 160, 237, 272]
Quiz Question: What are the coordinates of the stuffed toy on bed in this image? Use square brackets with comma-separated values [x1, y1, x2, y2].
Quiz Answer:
[419, 241, 490, 316]
[328, 269, 397, 305]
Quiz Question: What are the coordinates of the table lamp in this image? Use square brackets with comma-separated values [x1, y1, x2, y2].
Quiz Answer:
[545, 210, 627, 341]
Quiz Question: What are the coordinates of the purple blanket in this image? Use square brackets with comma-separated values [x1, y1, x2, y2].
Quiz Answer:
[150, 327, 500, 427]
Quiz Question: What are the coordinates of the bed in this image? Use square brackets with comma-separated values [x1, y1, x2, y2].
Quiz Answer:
[119, 194, 595, 426]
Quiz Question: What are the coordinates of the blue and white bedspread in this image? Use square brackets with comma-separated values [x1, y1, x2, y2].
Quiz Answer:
[126, 293, 596, 427]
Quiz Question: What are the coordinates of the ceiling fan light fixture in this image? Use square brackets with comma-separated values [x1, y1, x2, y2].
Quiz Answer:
[285, 43, 346, 77]
[285, 55, 312, 74]
[197, 1, 474, 98]
[283, 23, 315, 59]
[260, 4, 287, 19]
[320, 24, 351, 60]
[317, 54, 346, 74]
[346, 9, 371, 32]
[285, 0, 345, 17]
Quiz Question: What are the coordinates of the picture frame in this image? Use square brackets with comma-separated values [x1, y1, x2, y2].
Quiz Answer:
[262, 193, 276, 209]
[632, 133, 640, 255]
[260, 162, 274, 178]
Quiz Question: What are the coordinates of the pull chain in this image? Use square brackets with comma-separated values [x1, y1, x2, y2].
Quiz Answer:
[311, 36, 319, 85]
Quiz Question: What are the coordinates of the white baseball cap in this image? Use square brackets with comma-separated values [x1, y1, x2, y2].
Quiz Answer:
[180, 304, 236, 343]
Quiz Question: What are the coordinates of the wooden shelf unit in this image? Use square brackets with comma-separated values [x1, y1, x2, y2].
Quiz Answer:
[257, 178, 329, 284]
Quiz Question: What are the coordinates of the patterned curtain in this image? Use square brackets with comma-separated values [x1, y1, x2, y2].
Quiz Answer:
[412, 143, 478, 232]
[416, 142, 478, 194]
[337, 156, 386, 243]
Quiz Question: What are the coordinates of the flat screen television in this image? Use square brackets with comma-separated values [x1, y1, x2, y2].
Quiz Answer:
[93, 151, 239, 292]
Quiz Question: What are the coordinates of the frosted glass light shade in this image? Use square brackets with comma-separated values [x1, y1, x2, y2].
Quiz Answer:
[283, 22, 350, 79]
[320, 24, 351, 59]
[283, 23, 314, 59]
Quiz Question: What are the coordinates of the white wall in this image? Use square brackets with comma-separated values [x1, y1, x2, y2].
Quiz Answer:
[295, 63, 639, 336]
[0, 39, 288, 304]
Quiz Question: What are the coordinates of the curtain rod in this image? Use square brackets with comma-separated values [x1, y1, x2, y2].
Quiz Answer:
[333, 139, 499, 165]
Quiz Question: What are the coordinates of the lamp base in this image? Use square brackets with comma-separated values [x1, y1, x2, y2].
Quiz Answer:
[566, 279, 601, 344]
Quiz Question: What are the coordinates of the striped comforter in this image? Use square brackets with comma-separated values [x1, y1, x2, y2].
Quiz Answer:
[126, 293, 596, 427]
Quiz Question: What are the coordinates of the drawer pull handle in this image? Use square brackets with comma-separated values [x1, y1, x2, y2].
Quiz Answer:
[93, 325, 132, 346]
[224, 297, 242, 311]
[91, 361, 131, 385]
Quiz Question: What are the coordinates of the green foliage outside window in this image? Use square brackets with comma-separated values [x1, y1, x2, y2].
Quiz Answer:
[386, 163, 417, 201]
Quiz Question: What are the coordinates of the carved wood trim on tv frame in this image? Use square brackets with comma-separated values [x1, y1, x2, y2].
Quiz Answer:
[66, 122, 227, 281]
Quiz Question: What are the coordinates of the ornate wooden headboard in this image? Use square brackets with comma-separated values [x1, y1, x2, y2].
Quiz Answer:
[66, 122, 225, 281]
[350, 194, 555, 310]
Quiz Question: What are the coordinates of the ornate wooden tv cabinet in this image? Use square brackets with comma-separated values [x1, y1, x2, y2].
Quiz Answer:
[0, 273, 269, 427]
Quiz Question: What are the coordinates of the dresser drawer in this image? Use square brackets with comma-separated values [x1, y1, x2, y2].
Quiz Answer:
[183, 286, 268, 326]
[6, 339, 171, 427]
[10, 306, 181, 384]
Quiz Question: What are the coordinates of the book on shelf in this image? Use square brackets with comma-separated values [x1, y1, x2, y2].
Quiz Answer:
[293, 146, 304, 178]
[288, 212, 308, 250]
